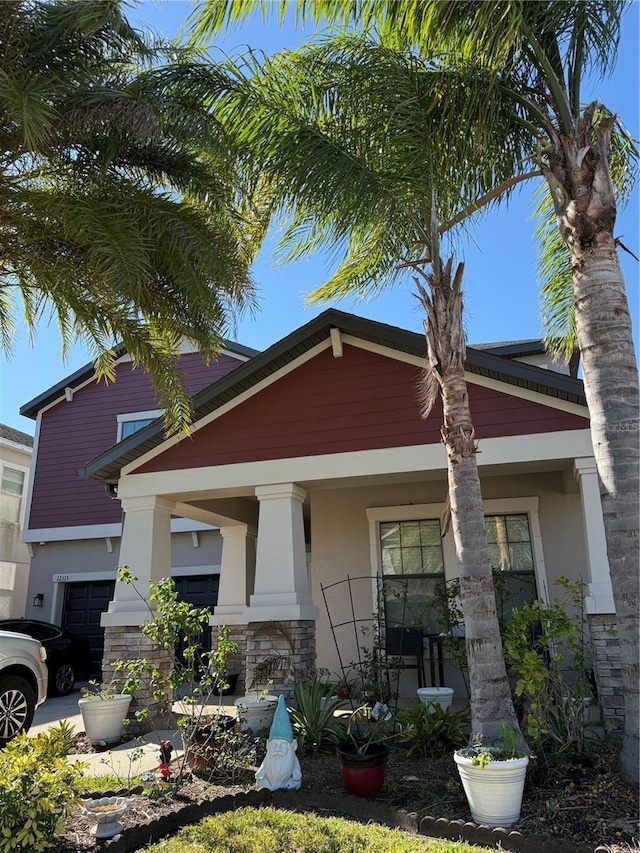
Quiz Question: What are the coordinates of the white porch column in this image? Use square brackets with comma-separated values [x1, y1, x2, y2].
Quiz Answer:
[101, 495, 174, 627]
[573, 457, 615, 613]
[246, 483, 317, 621]
[212, 524, 257, 624]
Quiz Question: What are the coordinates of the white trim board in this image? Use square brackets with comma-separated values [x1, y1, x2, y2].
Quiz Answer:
[24, 517, 219, 543]
[117, 429, 595, 501]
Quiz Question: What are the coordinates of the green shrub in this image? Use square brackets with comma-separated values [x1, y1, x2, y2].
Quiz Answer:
[502, 575, 597, 754]
[396, 702, 469, 757]
[289, 679, 347, 754]
[0, 725, 86, 852]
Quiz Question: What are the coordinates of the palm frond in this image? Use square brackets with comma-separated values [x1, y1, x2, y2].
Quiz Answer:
[0, 0, 255, 435]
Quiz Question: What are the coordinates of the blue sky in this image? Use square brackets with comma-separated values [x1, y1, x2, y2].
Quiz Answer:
[1, 0, 638, 435]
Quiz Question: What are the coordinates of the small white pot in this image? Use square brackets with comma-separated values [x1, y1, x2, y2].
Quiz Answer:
[78, 694, 133, 745]
[234, 695, 278, 733]
[454, 752, 529, 827]
[417, 686, 454, 711]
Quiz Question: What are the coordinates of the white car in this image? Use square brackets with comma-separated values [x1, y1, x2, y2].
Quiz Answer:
[0, 630, 48, 745]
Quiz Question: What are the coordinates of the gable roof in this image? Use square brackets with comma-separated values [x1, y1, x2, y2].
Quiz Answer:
[19, 339, 260, 422]
[78, 308, 588, 485]
[0, 423, 34, 448]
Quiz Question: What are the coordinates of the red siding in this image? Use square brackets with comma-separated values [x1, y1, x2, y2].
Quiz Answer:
[28, 353, 245, 530]
[139, 345, 589, 473]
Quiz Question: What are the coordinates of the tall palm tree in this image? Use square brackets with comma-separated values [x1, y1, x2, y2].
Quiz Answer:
[1, 0, 255, 435]
[208, 38, 526, 744]
[193, 0, 639, 781]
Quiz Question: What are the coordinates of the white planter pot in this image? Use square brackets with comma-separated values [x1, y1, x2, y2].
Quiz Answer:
[234, 695, 278, 733]
[454, 752, 529, 827]
[78, 694, 133, 745]
[319, 695, 344, 710]
[417, 686, 454, 711]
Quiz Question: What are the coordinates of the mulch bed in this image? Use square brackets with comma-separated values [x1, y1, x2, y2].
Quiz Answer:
[52, 739, 638, 853]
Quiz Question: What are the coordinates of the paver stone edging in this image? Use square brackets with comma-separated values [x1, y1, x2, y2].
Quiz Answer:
[89, 788, 600, 853]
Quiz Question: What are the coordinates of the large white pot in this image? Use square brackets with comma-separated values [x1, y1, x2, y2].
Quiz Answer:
[78, 694, 133, 746]
[417, 686, 454, 711]
[454, 752, 529, 827]
[233, 695, 278, 733]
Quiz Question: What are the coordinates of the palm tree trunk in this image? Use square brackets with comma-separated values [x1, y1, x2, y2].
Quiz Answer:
[542, 107, 639, 782]
[416, 258, 524, 746]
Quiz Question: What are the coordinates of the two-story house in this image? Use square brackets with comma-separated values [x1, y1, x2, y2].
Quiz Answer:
[0, 423, 34, 618]
[20, 339, 257, 672]
[20, 310, 621, 726]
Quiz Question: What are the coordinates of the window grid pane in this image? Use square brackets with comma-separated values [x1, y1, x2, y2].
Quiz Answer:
[121, 419, 153, 439]
[484, 514, 533, 572]
[381, 519, 444, 577]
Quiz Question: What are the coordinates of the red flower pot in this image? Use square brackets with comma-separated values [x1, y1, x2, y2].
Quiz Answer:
[337, 742, 389, 797]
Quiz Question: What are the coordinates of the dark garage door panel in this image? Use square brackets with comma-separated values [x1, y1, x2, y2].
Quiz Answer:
[63, 580, 116, 675]
[63, 575, 220, 675]
[173, 575, 220, 656]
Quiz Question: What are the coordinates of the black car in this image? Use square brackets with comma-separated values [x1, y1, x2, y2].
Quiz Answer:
[0, 619, 92, 696]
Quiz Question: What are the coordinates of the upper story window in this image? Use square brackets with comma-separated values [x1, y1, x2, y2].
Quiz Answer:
[0, 466, 26, 525]
[117, 410, 163, 442]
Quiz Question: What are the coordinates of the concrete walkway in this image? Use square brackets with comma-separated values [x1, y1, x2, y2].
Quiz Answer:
[30, 686, 236, 779]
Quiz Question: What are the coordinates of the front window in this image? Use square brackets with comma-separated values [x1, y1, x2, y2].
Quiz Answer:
[378, 512, 538, 635]
[485, 513, 537, 626]
[0, 466, 25, 524]
[380, 519, 445, 634]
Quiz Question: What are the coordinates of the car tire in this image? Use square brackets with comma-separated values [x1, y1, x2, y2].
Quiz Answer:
[0, 675, 36, 746]
[51, 662, 76, 697]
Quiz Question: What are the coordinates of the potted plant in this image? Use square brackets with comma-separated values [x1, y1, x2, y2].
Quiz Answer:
[179, 712, 237, 773]
[78, 679, 133, 746]
[336, 702, 396, 797]
[453, 725, 530, 827]
[112, 568, 248, 784]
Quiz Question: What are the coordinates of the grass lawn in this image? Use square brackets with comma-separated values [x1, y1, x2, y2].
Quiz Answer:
[141, 806, 495, 853]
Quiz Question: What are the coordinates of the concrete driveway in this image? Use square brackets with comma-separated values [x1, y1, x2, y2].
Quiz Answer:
[30, 685, 184, 778]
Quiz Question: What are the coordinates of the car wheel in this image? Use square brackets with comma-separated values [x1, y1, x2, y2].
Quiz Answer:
[52, 662, 76, 697]
[0, 676, 35, 746]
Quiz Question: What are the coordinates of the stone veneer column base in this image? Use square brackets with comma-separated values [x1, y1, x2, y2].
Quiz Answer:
[588, 614, 624, 730]
[211, 625, 249, 697]
[103, 626, 173, 734]
[244, 620, 316, 700]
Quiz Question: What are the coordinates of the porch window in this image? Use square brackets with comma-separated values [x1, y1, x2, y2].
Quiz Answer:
[0, 466, 25, 524]
[485, 513, 538, 626]
[380, 519, 445, 635]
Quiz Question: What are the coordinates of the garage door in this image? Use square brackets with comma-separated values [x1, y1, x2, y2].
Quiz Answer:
[173, 574, 220, 657]
[63, 580, 115, 676]
[63, 575, 220, 675]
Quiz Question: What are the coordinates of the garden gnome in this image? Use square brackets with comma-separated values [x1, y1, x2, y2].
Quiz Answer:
[255, 694, 302, 791]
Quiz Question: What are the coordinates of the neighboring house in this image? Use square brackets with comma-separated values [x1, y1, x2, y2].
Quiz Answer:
[21, 310, 620, 727]
[0, 423, 34, 618]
